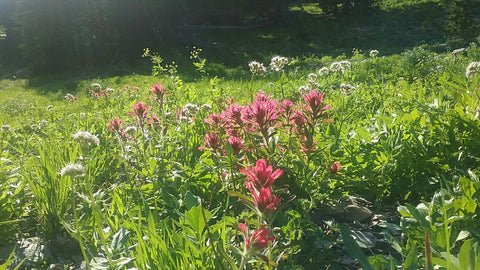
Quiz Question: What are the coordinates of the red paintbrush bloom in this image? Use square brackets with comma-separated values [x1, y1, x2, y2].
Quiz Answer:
[227, 136, 244, 155]
[151, 83, 166, 99]
[246, 181, 280, 216]
[330, 162, 342, 175]
[240, 159, 283, 189]
[243, 93, 279, 136]
[238, 223, 275, 251]
[302, 90, 331, 120]
[107, 118, 122, 132]
[132, 101, 152, 119]
[203, 132, 222, 151]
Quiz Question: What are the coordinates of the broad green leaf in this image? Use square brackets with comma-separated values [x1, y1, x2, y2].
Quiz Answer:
[184, 205, 212, 236]
[459, 239, 472, 270]
[184, 190, 201, 210]
[339, 223, 373, 270]
[404, 241, 418, 270]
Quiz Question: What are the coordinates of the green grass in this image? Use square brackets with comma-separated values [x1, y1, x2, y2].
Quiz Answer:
[1, 1, 480, 268]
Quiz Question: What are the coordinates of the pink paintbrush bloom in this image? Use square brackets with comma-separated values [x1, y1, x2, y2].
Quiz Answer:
[203, 132, 222, 151]
[151, 83, 166, 99]
[240, 159, 283, 189]
[227, 136, 244, 155]
[246, 181, 280, 216]
[302, 90, 331, 120]
[330, 162, 342, 175]
[238, 223, 275, 251]
[132, 101, 152, 119]
[107, 118, 122, 132]
[243, 93, 279, 136]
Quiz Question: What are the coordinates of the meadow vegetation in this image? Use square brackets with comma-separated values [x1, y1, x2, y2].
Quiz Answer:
[1, 0, 480, 269]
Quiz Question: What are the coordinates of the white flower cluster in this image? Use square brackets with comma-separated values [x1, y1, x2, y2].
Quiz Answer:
[466, 62, 480, 78]
[298, 85, 310, 94]
[330, 60, 351, 74]
[340, 83, 356, 96]
[59, 163, 85, 178]
[369, 49, 379, 58]
[91, 83, 102, 89]
[452, 48, 465, 56]
[65, 93, 76, 100]
[308, 73, 318, 82]
[184, 103, 199, 117]
[248, 61, 267, 75]
[269, 56, 289, 72]
[1, 125, 10, 131]
[124, 126, 137, 135]
[201, 104, 212, 111]
[73, 131, 100, 147]
[318, 67, 329, 76]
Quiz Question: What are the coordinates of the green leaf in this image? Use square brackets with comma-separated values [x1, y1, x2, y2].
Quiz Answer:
[184, 205, 212, 236]
[339, 223, 373, 270]
[356, 126, 371, 142]
[459, 239, 472, 270]
[184, 191, 201, 210]
[404, 241, 418, 270]
[455, 230, 470, 242]
[111, 227, 129, 253]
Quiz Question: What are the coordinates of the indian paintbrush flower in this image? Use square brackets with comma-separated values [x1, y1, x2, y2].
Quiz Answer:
[330, 162, 342, 175]
[246, 181, 280, 217]
[107, 118, 123, 133]
[240, 159, 283, 189]
[238, 223, 275, 252]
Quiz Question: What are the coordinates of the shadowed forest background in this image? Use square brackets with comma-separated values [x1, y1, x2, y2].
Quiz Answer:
[0, 0, 479, 75]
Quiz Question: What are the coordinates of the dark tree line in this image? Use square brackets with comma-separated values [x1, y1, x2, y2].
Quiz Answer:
[0, 0, 478, 73]
[0, 0, 289, 73]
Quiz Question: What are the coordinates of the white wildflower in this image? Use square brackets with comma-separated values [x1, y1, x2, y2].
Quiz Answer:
[466, 62, 480, 78]
[46, 105, 53, 111]
[248, 61, 267, 75]
[184, 103, 199, 116]
[201, 104, 212, 111]
[64, 93, 76, 101]
[60, 163, 85, 178]
[318, 67, 329, 76]
[308, 73, 318, 83]
[179, 116, 193, 124]
[452, 48, 465, 55]
[369, 49, 379, 58]
[79, 112, 86, 119]
[269, 56, 288, 72]
[330, 62, 342, 73]
[91, 83, 102, 89]
[73, 131, 100, 147]
[339, 60, 351, 71]
[39, 119, 49, 128]
[124, 126, 137, 135]
[298, 85, 310, 93]
[308, 82, 319, 90]
[1, 125, 10, 131]
[340, 83, 356, 96]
